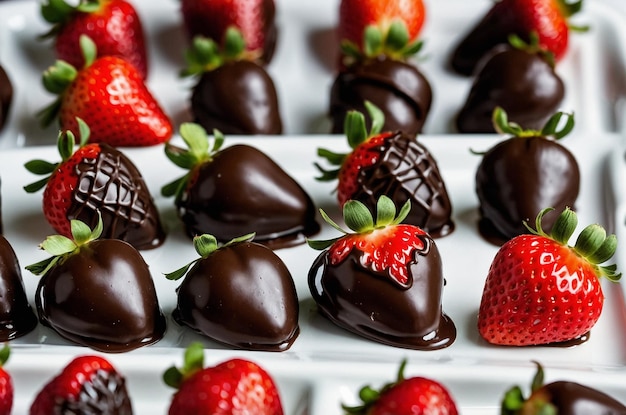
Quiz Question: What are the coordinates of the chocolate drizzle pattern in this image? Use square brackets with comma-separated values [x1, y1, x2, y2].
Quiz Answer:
[58, 369, 133, 415]
[351, 132, 454, 237]
[69, 144, 165, 250]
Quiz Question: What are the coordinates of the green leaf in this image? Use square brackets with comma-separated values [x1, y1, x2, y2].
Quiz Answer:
[162, 366, 183, 389]
[363, 25, 383, 57]
[23, 177, 52, 193]
[574, 224, 606, 258]
[588, 234, 617, 264]
[223, 26, 246, 58]
[317, 148, 347, 166]
[76, 117, 91, 146]
[24, 160, 57, 175]
[364, 101, 384, 136]
[344, 111, 368, 149]
[164, 261, 196, 281]
[193, 234, 219, 258]
[211, 129, 225, 153]
[0, 345, 9, 367]
[180, 122, 209, 159]
[70, 219, 94, 245]
[501, 386, 525, 413]
[161, 175, 187, 198]
[375, 195, 396, 227]
[79, 34, 97, 68]
[57, 129, 76, 161]
[42, 60, 77, 94]
[385, 20, 409, 52]
[25, 256, 60, 276]
[550, 207, 577, 244]
[394, 199, 412, 225]
[343, 200, 374, 233]
[183, 342, 205, 375]
[306, 236, 341, 251]
[319, 208, 347, 234]
[40, 235, 76, 256]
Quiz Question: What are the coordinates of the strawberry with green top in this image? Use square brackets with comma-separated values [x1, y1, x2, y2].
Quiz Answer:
[164, 342, 284, 415]
[0, 346, 13, 415]
[307, 195, 456, 350]
[478, 207, 620, 346]
[318, 102, 454, 237]
[40, 35, 172, 147]
[40, 0, 149, 79]
[344, 359, 458, 415]
[182, 28, 282, 135]
[24, 118, 165, 250]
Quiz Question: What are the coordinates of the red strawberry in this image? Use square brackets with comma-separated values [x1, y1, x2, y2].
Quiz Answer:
[501, 362, 626, 414]
[180, 0, 277, 64]
[338, 0, 426, 54]
[164, 342, 284, 415]
[40, 35, 172, 147]
[307, 195, 456, 350]
[450, 0, 586, 75]
[478, 207, 621, 346]
[317, 102, 454, 237]
[343, 359, 458, 415]
[0, 346, 13, 415]
[40, 0, 149, 79]
[30, 355, 132, 414]
[24, 119, 165, 250]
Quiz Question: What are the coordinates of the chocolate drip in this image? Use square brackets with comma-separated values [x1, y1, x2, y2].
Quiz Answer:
[174, 242, 300, 351]
[329, 56, 432, 136]
[476, 136, 579, 245]
[177, 144, 319, 248]
[540, 381, 626, 414]
[308, 236, 456, 350]
[69, 144, 165, 250]
[191, 60, 282, 135]
[36, 239, 166, 352]
[0, 235, 37, 340]
[58, 369, 133, 414]
[0, 65, 13, 131]
[351, 132, 454, 237]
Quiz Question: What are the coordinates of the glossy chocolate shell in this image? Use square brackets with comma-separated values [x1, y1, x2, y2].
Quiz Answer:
[0, 65, 12, 131]
[540, 381, 626, 414]
[173, 241, 299, 351]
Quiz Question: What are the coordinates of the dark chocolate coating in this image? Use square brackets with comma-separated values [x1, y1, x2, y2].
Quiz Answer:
[35, 239, 166, 352]
[0, 65, 12, 131]
[476, 135, 580, 244]
[58, 370, 133, 414]
[539, 381, 626, 414]
[329, 56, 432, 136]
[173, 242, 299, 351]
[69, 144, 166, 250]
[351, 132, 454, 238]
[0, 235, 37, 340]
[456, 47, 565, 133]
[308, 235, 456, 350]
[191, 60, 282, 135]
[177, 144, 319, 248]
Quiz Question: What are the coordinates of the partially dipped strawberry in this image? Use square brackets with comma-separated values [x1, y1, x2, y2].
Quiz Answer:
[182, 28, 282, 135]
[39, 35, 172, 147]
[26, 216, 166, 352]
[164, 342, 284, 415]
[166, 233, 300, 351]
[30, 354, 132, 414]
[478, 207, 620, 346]
[40, 0, 149, 79]
[24, 119, 165, 250]
[501, 362, 626, 414]
[344, 359, 458, 415]
[162, 123, 319, 248]
[0, 347, 13, 415]
[450, 0, 586, 75]
[475, 108, 579, 245]
[307, 196, 456, 350]
[180, 0, 277, 64]
[318, 102, 453, 237]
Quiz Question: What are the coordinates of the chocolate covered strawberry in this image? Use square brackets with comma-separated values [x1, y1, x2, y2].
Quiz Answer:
[39, 35, 172, 147]
[331, 20, 432, 136]
[24, 119, 165, 250]
[502, 362, 626, 414]
[318, 102, 453, 237]
[166, 232, 299, 351]
[40, 0, 149, 79]
[30, 354, 132, 414]
[26, 216, 166, 352]
[182, 29, 282, 135]
[450, 0, 586, 75]
[0, 347, 13, 415]
[307, 195, 456, 350]
[161, 123, 319, 247]
[475, 107, 579, 244]
[0, 65, 12, 131]
[456, 35, 565, 133]
[344, 360, 458, 415]
[478, 207, 620, 346]
[180, 0, 277, 64]
[164, 342, 284, 415]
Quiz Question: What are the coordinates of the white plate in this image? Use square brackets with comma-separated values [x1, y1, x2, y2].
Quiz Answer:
[1, 0, 626, 147]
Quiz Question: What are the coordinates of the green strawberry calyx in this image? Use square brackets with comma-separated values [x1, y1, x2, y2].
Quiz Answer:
[39, 34, 98, 127]
[341, 19, 424, 65]
[315, 100, 385, 182]
[164, 232, 255, 281]
[163, 342, 206, 389]
[25, 214, 104, 277]
[525, 207, 621, 282]
[181, 27, 258, 77]
[0, 345, 9, 368]
[508, 31, 556, 67]
[501, 361, 558, 415]
[492, 106, 575, 141]
[307, 195, 410, 250]
[161, 123, 225, 203]
[554, 0, 589, 32]
[40, 0, 102, 38]
[342, 359, 410, 414]
[23, 117, 91, 193]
